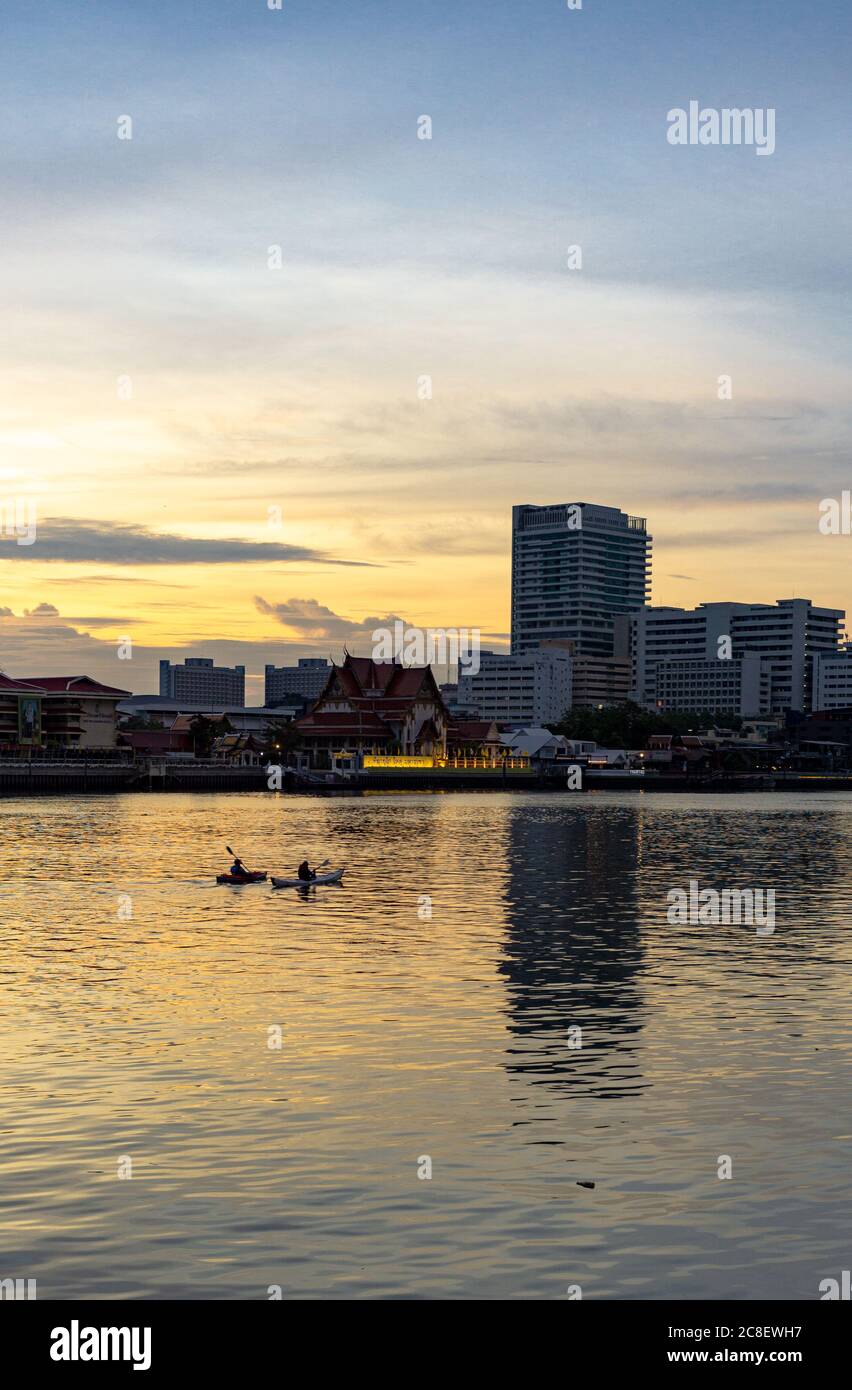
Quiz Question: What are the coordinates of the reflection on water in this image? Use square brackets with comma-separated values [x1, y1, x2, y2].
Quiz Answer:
[0, 791, 851, 1299]
[501, 805, 646, 1104]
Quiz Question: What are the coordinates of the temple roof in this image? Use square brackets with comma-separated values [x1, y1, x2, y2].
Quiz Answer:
[298, 654, 446, 736]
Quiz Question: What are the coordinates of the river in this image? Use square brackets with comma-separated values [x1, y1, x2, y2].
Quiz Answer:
[1, 790, 849, 1299]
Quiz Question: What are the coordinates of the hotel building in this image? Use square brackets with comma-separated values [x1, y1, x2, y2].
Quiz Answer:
[159, 658, 245, 705]
[264, 659, 331, 706]
[511, 502, 651, 658]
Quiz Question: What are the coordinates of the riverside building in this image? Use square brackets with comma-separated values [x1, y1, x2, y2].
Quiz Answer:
[456, 647, 573, 725]
[159, 658, 245, 705]
[812, 647, 852, 711]
[511, 502, 652, 659]
[264, 658, 331, 706]
[630, 599, 843, 714]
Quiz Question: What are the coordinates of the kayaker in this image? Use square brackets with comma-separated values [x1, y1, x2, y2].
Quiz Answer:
[230, 856, 250, 879]
[297, 860, 316, 882]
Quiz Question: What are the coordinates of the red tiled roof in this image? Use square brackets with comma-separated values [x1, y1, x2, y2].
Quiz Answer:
[303, 655, 447, 738]
[120, 729, 191, 752]
[19, 675, 131, 697]
[448, 720, 500, 741]
[0, 672, 44, 692]
[316, 655, 442, 705]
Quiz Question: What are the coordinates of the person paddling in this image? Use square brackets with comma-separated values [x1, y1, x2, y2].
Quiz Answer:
[297, 860, 316, 882]
[230, 856, 250, 880]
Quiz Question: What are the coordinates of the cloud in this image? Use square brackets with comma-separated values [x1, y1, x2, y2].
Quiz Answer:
[45, 575, 190, 588]
[67, 616, 145, 628]
[0, 617, 349, 699]
[254, 595, 405, 643]
[7, 519, 375, 567]
[659, 525, 802, 551]
[6, 603, 138, 629]
[358, 521, 507, 557]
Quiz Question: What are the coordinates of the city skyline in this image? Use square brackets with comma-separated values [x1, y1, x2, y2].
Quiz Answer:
[2, 491, 848, 703]
[2, 1, 851, 701]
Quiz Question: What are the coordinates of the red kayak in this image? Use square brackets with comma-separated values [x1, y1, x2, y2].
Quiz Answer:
[216, 871, 267, 885]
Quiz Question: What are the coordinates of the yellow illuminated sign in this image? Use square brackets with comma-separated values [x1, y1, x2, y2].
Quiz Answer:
[362, 755, 434, 768]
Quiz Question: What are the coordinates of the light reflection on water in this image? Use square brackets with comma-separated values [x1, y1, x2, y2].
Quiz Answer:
[0, 791, 850, 1299]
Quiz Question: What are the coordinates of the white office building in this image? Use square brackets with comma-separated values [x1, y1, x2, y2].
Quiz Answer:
[457, 648, 572, 725]
[265, 659, 331, 706]
[630, 599, 843, 714]
[812, 648, 852, 711]
[653, 653, 771, 717]
[159, 658, 245, 705]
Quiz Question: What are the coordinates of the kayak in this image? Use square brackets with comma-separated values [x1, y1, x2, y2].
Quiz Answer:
[216, 871, 268, 884]
[271, 868, 345, 889]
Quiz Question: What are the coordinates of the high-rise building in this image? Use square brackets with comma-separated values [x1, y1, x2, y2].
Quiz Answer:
[511, 503, 651, 658]
[630, 599, 844, 714]
[159, 658, 245, 705]
[812, 647, 852, 711]
[265, 659, 331, 707]
[456, 648, 572, 725]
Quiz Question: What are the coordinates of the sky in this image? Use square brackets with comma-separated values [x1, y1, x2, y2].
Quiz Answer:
[1, 0, 850, 700]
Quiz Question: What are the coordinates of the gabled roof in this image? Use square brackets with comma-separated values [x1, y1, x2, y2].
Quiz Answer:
[0, 672, 44, 692]
[215, 732, 265, 750]
[501, 727, 566, 755]
[119, 729, 190, 751]
[19, 675, 131, 697]
[171, 713, 223, 732]
[315, 655, 444, 708]
[447, 719, 502, 743]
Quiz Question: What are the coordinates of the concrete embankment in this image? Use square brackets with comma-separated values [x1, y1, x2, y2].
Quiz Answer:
[4, 762, 852, 796]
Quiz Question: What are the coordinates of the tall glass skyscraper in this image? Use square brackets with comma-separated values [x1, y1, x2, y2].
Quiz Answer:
[511, 502, 652, 658]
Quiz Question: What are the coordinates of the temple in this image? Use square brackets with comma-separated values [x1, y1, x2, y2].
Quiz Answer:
[296, 655, 448, 762]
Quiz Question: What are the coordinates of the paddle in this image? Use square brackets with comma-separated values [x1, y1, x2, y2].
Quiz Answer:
[226, 844, 252, 877]
[297, 857, 330, 883]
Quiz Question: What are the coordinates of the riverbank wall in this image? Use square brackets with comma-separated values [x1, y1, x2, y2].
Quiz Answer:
[5, 761, 852, 796]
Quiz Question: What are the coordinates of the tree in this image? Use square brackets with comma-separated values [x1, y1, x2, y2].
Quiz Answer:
[119, 715, 165, 731]
[548, 702, 745, 750]
[264, 719, 302, 762]
[189, 714, 232, 757]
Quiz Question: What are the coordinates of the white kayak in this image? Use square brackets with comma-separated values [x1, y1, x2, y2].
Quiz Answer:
[271, 867, 345, 889]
